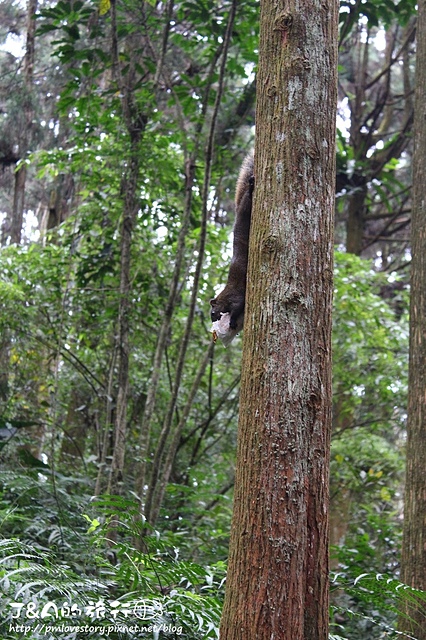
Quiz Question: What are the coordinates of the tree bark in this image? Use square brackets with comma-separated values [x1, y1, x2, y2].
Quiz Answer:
[107, 0, 148, 497]
[10, 0, 38, 245]
[220, 0, 338, 638]
[108, 118, 145, 495]
[345, 179, 367, 255]
[399, 1, 426, 637]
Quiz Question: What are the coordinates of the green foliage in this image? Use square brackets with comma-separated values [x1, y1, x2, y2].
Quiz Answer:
[0, 489, 224, 639]
[340, 0, 416, 31]
[333, 252, 408, 437]
[330, 572, 426, 640]
[329, 253, 409, 639]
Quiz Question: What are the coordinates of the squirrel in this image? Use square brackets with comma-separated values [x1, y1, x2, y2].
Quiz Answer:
[210, 153, 255, 331]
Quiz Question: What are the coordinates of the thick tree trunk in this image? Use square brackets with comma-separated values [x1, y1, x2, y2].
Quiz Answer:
[399, 1, 426, 637]
[220, 0, 338, 638]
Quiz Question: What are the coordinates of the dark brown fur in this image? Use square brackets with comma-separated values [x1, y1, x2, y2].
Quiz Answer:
[210, 154, 254, 331]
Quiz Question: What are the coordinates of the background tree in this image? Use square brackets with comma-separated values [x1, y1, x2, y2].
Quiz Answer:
[399, 0, 426, 636]
[337, 2, 415, 264]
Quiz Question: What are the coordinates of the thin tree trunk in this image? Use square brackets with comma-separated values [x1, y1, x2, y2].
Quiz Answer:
[108, 120, 145, 495]
[346, 180, 367, 255]
[133, 156, 196, 501]
[10, 0, 38, 244]
[134, 7, 235, 505]
[143, 0, 237, 524]
[11, 166, 27, 244]
[107, 0, 148, 496]
[399, 2, 426, 637]
[95, 337, 117, 496]
[220, 0, 338, 637]
[1, 0, 38, 414]
[346, 31, 368, 256]
[148, 341, 214, 526]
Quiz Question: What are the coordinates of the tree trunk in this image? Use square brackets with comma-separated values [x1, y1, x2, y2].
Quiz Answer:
[107, 0, 148, 497]
[108, 120, 145, 495]
[219, 0, 338, 638]
[399, 1, 426, 637]
[10, 165, 27, 245]
[345, 179, 367, 255]
[143, 2, 237, 525]
[147, 342, 214, 526]
[10, 0, 38, 245]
